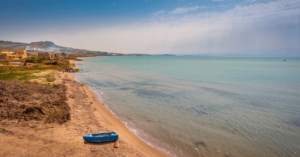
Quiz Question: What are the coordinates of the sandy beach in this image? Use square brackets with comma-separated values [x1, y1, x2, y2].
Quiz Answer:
[0, 60, 168, 157]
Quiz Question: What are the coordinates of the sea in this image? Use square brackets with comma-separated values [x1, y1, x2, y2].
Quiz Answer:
[74, 56, 300, 157]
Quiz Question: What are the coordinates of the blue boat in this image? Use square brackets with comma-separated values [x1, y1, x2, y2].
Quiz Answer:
[83, 132, 118, 142]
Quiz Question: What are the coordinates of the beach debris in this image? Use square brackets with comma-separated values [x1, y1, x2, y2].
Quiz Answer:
[194, 141, 208, 148]
[126, 116, 132, 120]
[114, 140, 119, 148]
[90, 147, 98, 152]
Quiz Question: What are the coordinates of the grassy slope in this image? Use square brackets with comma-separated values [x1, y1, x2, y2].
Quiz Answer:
[0, 69, 50, 81]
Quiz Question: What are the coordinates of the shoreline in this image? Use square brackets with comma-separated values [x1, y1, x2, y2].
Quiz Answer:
[71, 62, 169, 157]
[78, 79, 178, 157]
[76, 56, 98, 59]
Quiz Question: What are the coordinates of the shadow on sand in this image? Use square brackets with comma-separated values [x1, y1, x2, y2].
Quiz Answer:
[83, 140, 115, 146]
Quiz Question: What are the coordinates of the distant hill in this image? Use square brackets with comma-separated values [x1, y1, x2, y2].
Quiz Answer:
[0, 41, 53, 50]
[153, 54, 176, 56]
[0, 41, 27, 51]
[29, 41, 55, 49]
[0, 40, 151, 56]
[0, 40, 118, 56]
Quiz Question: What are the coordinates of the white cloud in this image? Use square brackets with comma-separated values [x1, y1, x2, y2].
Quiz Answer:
[219, 5, 229, 7]
[154, 10, 165, 16]
[169, 6, 199, 14]
[5, 0, 300, 56]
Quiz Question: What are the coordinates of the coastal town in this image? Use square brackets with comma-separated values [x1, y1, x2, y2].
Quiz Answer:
[0, 49, 71, 66]
[0, 50, 68, 60]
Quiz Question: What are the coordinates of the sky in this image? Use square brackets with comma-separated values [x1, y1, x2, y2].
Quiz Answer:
[0, 0, 300, 56]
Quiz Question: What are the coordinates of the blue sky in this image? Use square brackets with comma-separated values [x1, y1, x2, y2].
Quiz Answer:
[0, 0, 300, 56]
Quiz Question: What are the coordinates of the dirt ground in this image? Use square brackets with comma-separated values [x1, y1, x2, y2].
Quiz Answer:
[0, 71, 152, 157]
[0, 80, 70, 123]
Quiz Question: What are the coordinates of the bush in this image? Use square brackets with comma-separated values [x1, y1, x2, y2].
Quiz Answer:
[26, 57, 37, 63]
[37, 57, 44, 63]
[46, 77, 55, 82]
[26, 56, 44, 64]
[44, 61, 58, 65]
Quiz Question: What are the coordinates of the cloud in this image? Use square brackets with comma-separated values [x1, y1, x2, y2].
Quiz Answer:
[4, 0, 300, 56]
[154, 10, 165, 16]
[169, 6, 199, 14]
[219, 5, 229, 7]
[213, 0, 225, 1]
[247, 0, 257, 2]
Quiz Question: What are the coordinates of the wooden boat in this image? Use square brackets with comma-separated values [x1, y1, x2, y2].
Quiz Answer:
[83, 132, 118, 142]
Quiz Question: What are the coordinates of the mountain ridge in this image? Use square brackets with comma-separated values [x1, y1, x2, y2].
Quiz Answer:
[0, 40, 116, 56]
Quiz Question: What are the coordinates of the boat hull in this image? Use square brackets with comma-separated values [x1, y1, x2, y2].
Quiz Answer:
[83, 132, 118, 142]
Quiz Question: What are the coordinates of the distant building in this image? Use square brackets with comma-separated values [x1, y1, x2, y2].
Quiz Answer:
[12, 50, 27, 59]
[0, 54, 6, 59]
[53, 52, 60, 59]
[61, 52, 68, 58]
[5, 55, 19, 60]
[0, 51, 10, 59]
[38, 52, 54, 59]
[1, 51, 12, 55]
[27, 52, 38, 58]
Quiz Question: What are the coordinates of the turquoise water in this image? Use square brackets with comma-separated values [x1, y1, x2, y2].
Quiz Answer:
[75, 56, 300, 157]
[89, 56, 300, 85]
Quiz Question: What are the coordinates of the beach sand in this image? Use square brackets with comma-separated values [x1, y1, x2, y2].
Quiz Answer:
[0, 65, 168, 156]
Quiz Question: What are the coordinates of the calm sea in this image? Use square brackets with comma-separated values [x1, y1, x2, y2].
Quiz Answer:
[75, 56, 300, 157]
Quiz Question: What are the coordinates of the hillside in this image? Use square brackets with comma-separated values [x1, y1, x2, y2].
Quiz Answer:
[0, 40, 150, 56]
[0, 40, 117, 56]
[0, 41, 53, 50]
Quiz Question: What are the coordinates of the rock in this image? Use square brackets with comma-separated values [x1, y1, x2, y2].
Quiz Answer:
[194, 141, 208, 148]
